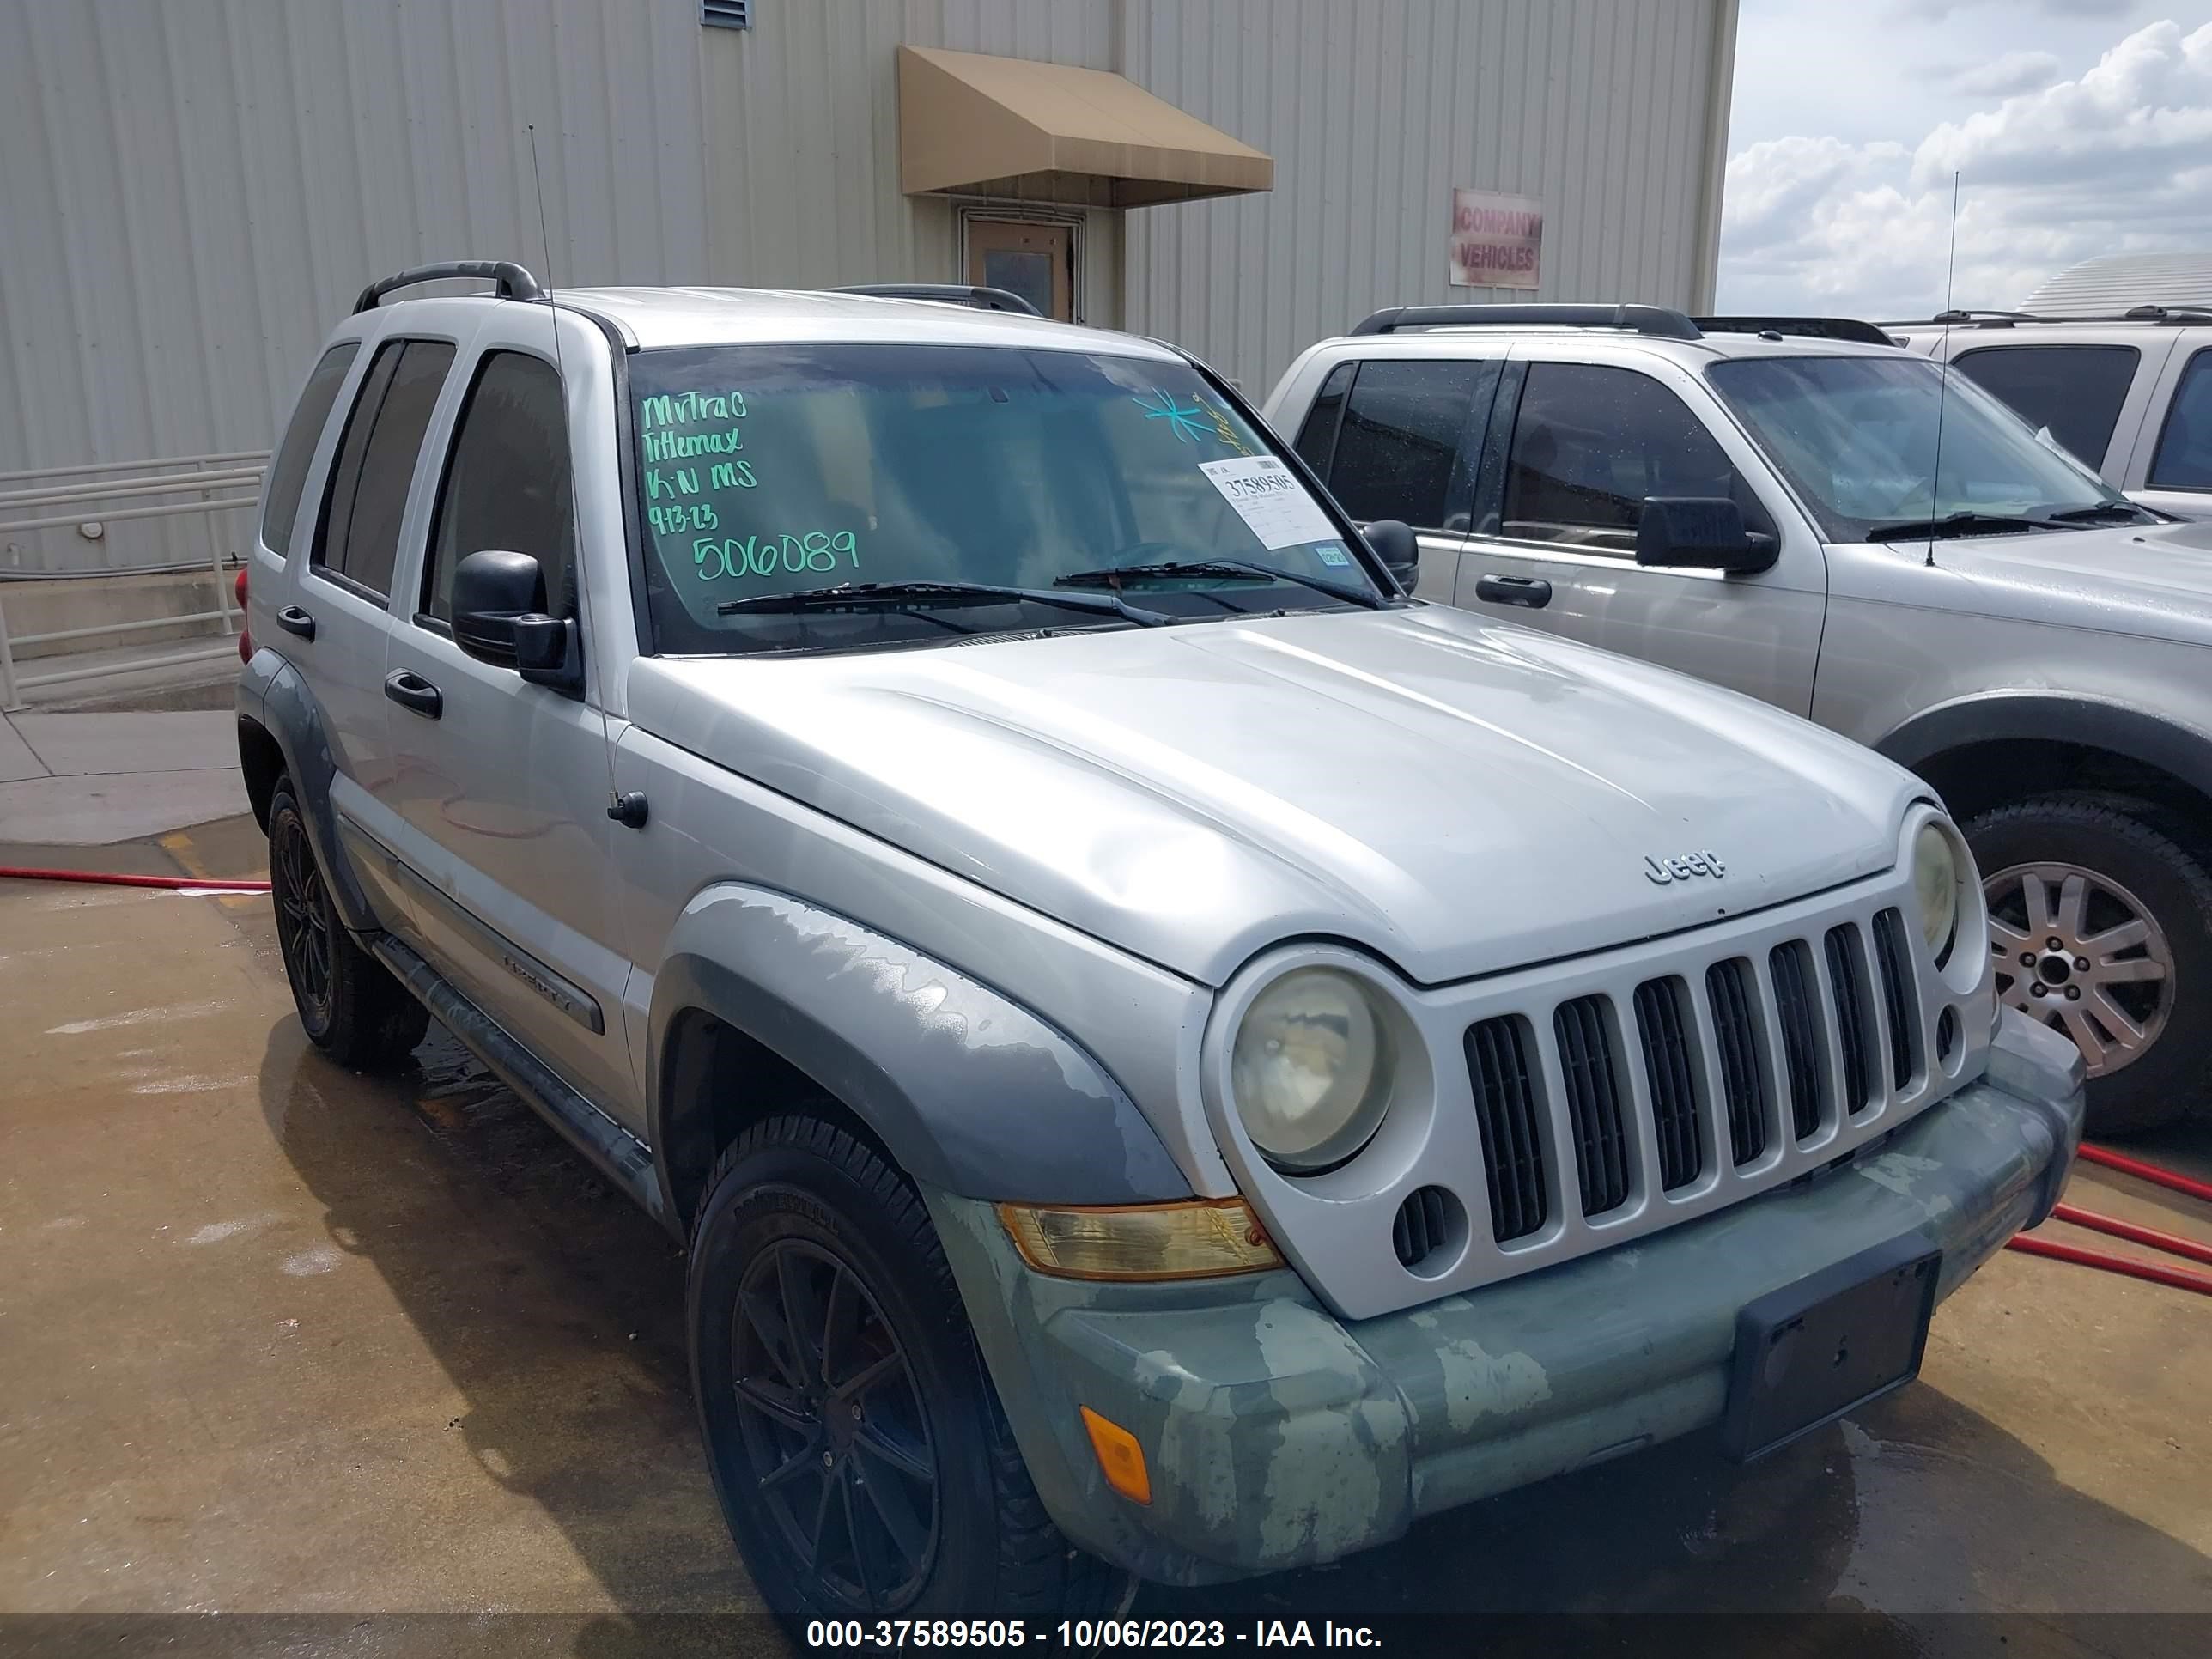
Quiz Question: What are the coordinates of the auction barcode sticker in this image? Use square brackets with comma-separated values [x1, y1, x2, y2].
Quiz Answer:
[1199, 455, 1337, 550]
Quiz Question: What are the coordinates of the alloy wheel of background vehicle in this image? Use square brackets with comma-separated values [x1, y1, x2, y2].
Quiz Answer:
[687, 1115, 1131, 1626]
[1968, 792, 2212, 1134]
[264, 782, 430, 1072]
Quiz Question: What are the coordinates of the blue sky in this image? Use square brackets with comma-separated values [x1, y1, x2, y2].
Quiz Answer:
[1720, 2, 2212, 318]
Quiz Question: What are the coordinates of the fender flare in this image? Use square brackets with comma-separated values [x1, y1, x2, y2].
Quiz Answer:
[236, 648, 383, 934]
[1876, 692, 2212, 805]
[647, 884, 1192, 1216]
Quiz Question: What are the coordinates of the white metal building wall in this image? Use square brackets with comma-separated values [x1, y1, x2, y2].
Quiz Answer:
[0, 0, 1735, 574]
[1121, 0, 1736, 393]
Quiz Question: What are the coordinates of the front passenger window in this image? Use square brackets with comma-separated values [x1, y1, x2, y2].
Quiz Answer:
[424, 352, 575, 624]
[1502, 362, 1762, 553]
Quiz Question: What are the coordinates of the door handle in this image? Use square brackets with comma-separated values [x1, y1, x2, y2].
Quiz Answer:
[383, 669, 443, 719]
[275, 604, 316, 641]
[1475, 574, 1553, 609]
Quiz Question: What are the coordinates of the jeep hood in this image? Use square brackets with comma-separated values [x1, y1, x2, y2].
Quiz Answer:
[627, 607, 1918, 988]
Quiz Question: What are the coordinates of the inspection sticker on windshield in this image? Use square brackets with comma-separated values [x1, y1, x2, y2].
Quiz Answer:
[1200, 456, 1336, 550]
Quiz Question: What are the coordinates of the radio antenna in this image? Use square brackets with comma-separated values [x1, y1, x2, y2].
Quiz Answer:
[1925, 169, 1961, 569]
[527, 122, 625, 819]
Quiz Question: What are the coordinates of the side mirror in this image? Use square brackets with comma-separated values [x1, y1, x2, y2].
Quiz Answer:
[1635, 497, 1777, 574]
[1362, 519, 1420, 594]
[453, 550, 582, 690]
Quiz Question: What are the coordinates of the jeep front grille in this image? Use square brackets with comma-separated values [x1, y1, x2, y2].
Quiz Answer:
[1631, 977, 1703, 1192]
[1464, 916, 1932, 1239]
[1464, 1015, 1547, 1243]
[1555, 995, 1632, 1216]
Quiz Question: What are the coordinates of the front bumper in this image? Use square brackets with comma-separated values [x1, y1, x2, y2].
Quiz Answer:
[927, 1009, 2083, 1586]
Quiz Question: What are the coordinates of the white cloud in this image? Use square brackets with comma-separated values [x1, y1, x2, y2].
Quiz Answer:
[1950, 50, 2063, 96]
[1720, 21, 2212, 319]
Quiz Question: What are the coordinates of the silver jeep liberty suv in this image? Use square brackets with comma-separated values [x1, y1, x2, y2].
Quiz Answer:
[237, 264, 2082, 1620]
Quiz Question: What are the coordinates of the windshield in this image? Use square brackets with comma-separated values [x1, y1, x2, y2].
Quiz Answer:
[1705, 354, 2136, 542]
[626, 343, 1378, 654]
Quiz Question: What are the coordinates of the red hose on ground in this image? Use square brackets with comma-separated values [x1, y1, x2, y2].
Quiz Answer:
[2005, 1233, 2212, 1297]
[2047, 1200, 2212, 1267]
[2075, 1142, 2212, 1205]
[0, 864, 271, 893]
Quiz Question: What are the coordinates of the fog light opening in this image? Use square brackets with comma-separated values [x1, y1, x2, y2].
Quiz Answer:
[1937, 1005, 1960, 1073]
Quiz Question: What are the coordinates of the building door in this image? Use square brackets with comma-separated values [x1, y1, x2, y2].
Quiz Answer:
[967, 220, 1073, 320]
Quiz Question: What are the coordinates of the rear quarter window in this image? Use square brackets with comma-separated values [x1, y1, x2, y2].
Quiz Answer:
[260, 343, 360, 557]
[1953, 343, 2138, 469]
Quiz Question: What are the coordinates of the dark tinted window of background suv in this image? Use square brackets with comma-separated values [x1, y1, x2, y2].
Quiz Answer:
[314, 338, 455, 598]
[1954, 343, 2138, 468]
[2150, 349, 2212, 491]
[1291, 362, 1354, 476]
[1503, 362, 1762, 552]
[424, 352, 574, 625]
[1326, 359, 1496, 529]
[260, 344, 358, 557]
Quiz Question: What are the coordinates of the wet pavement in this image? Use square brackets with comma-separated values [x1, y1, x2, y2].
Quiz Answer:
[2, 813, 2208, 1653]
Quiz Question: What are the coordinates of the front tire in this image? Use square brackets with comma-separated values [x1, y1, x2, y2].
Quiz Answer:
[686, 1115, 1130, 1624]
[1967, 791, 2212, 1134]
[267, 781, 428, 1072]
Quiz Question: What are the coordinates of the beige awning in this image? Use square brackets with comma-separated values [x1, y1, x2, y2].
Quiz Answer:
[897, 46, 1273, 209]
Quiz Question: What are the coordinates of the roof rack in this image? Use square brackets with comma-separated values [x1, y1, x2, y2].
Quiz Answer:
[353, 260, 544, 313]
[830, 283, 1043, 318]
[1693, 314, 1894, 347]
[1882, 305, 2212, 329]
[1348, 303, 1703, 340]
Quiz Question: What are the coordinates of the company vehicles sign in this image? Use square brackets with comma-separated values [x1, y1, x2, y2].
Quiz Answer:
[1449, 188, 1543, 289]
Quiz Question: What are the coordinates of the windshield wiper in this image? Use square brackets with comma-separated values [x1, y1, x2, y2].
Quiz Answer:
[717, 580, 1170, 626]
[2038, 501, 2154, 526]
[1863, 512, 2063, 543]
[1054, 558, 1384, 610]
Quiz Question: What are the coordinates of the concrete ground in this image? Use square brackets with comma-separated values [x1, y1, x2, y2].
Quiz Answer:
[3, 781, 2209, 1653]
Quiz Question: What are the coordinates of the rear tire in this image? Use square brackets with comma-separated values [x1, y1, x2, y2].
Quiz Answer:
[1966, 791, 2212, 1135]
[267, 781, 428, 1072]
[686, 1115, 1132, 1625]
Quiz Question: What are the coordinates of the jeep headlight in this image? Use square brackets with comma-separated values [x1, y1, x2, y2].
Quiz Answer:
[1231, 969, 1393, 1171]
[1913, 822, 1960, 957]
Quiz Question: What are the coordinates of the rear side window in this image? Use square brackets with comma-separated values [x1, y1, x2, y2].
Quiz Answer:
[2149, 348, 2212, 492]
[1291, 362, 1354, 477]
[1327, 360, 1496, 529]
[1954, 344, 2138, 469]
[1503, 362, 1760, 553]
[259, 343, 359, 556]
[424, 352, 574, 625]
[313, 338, 456, 598]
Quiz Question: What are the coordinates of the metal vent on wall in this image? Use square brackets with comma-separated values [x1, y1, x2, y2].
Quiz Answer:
[702, 1, 750, 29]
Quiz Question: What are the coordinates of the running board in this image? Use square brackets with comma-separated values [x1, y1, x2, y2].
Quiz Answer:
[369, 935, 665, 1225]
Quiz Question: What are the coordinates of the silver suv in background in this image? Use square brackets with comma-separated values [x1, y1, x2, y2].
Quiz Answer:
[238, 269, 2080, 1620]
[1887, 305, 2212, 521]
[1265, 303, 2212, 1135]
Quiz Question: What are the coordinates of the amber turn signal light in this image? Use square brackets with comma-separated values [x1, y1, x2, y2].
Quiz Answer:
[997, 1197, 1283, 1281]
[1079, 1406, 1152, 1505]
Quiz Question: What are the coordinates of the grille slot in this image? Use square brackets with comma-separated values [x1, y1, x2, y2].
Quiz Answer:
[1826, 923, 1876, 1113]
[1632, 977, 1704, 1191]
[1554, 996, 1632, 1216]
[1392, 1185, 1459, 1269]
[1705, 957, 1770, 1165]
[1465, 1016, 1548, 1243]
[1871, 908, 1921, 1091]
[1769, 939, 1828, 1141]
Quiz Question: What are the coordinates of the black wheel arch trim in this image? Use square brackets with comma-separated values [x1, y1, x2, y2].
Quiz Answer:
[1876, 692, 2212, 807]
[236, 649, 384, 935]
[648, 887, 1194, 1231]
